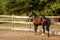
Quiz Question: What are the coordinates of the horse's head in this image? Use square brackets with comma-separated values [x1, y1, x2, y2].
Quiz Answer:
[28, 11, 37, 19]
[28, 11, 33, 18]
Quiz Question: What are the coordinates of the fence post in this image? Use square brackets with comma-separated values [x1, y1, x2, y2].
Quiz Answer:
[29, 18, 31, 31]
[12, 14, 14, 28]
[52, 16, 53, 22]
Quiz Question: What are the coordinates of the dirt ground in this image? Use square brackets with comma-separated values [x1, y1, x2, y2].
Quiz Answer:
[0, 30, 60, 40]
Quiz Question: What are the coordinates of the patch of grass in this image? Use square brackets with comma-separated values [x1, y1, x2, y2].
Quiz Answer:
[50, 25, 60, 29]
[0, 17, 9, 21]
[0, 23, 12, 26]
[0, 17, 27, 21]
[0, 23, 34, 28]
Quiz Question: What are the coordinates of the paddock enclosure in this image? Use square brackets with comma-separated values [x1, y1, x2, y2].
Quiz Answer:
[0, 15, 60, 40]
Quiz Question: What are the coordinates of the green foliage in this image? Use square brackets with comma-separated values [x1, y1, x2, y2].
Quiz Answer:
[0, 0, 60, 16]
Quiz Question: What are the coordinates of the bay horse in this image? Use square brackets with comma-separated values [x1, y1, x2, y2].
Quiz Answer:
[29, 11, 50, 37]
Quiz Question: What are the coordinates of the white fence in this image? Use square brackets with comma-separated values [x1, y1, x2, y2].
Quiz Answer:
[0, 15, 60, 25]
[0, 15, 31, 24]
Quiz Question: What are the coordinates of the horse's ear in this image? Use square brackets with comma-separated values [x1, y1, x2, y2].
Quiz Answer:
[28, 11, 32, 17]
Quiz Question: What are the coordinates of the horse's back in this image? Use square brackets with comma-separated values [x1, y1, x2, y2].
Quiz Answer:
[33, 17, 50, 26]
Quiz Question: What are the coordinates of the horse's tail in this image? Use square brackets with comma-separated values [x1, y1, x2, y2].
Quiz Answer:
[46, 18, 50, 31]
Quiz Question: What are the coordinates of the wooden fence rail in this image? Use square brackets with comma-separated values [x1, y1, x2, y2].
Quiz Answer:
[0, 15, 60, 25]
[0, 15, 60, 18]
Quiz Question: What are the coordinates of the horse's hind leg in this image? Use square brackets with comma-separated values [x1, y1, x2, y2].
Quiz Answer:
[34, 24, 38, 33]
[46, 25, 50, 37]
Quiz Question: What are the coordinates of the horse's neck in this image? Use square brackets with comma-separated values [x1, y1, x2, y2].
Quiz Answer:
[33, 16, 38, 19]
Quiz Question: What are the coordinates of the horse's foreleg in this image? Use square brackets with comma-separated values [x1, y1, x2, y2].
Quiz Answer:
[42, 25, 45, 33]
[42, 25, 45, 36]
[34, 24, 38, 33]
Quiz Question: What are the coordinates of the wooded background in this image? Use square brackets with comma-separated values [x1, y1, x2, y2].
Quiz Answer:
[0, 0, 60, 16]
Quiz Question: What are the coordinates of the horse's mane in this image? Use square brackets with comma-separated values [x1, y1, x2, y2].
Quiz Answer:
[32, 12, 37, 16]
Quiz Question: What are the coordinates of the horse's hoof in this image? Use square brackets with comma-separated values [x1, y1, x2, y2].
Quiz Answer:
[42, 33, 44, 36]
